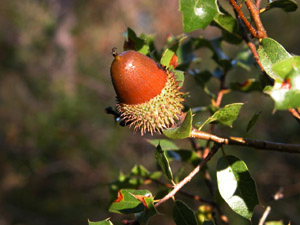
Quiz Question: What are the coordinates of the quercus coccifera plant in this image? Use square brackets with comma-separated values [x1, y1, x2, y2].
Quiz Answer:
[96, 0, 300, 224]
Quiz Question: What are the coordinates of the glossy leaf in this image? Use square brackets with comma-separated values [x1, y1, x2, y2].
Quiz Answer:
[155, 144, 174, 181]
[173, 200, 198, 225]
[258, 38, 291, 81]
[109, 189, 152, 214]
[88, 219, 113, 225]
[163, 109, 193, 139]
[180, 0, 218, 32]
[264, 0, 298, 13]
[245, 111, 262, 134]
[217, 155, 259, 220]
[198, 103, 244, 130]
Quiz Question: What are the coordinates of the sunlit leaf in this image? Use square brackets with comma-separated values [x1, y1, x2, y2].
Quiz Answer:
[109, 189, 152, 214]
[130, 165, 150, 177]
[88, 219, 113, 225]
[147, 139, 179, 150]
[258, 37, 291, 81]
[217, 155, 259, 220]
[173, 200, 198, 225]
[155, 144, 174, 181]
[264, 0, 298, 13]
[163, 109, 193, 139]
[197, 103, 244, 130]
[180, 0, 218, 32]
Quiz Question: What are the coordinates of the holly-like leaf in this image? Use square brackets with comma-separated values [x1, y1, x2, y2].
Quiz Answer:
[180, 0, 218, 32]
[155, 144, 174, 181]
[197, 103, 244, 130]
[88, 219, 113, 225]
[264, 0, 298, 13]
[217, 155, 259, 220]
[245, 111, 262, 134]
[258, 38, 291, 81]
[109, 189, 152, 214]
[173, 200, 198, 225]
[163, 109, 193, 139]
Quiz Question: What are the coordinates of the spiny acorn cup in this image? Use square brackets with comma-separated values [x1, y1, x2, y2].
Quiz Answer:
[110, 48, 185, 135]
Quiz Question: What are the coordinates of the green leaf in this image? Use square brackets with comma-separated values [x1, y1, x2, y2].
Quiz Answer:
[174, 69, 185, 87]
[88, 219, 113, 225]
[173, 200, 198, 225]
[180, 0, 218, 32]
[265, 56, 300, 109]
[123, 27, 150, 55]
[212, 8, 242, 44]
[163, 109, 193, 139]
[197, 103, 244, 130]
[233, 46, 255, 71]
[135, 195, 158, 224]
[264, 0, 298, 13]
[130, 165, 150, 177]
[258, 38, 291, 81]
[245, 111, 262, 134]
[155, 144, 174, 181]
[147, 139, 179, 150]
[109, 189, 152, 214]
[217, 155, 259, 220]
[230, 79, 262, 93]
[168, 150, 201, 167]
[161, 48, 176, 67]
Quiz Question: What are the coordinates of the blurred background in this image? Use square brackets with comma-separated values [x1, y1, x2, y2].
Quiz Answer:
[0, 0, 300, 224]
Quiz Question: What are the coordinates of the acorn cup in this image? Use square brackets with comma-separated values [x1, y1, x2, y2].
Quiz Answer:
[110, 48, 185, 135]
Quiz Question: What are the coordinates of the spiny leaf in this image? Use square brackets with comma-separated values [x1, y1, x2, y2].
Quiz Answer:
[217, 155, 259, 220]
[173, 200, 198, 225]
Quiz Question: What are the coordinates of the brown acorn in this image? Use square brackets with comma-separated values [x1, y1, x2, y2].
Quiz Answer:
[110, 48, 184, 135]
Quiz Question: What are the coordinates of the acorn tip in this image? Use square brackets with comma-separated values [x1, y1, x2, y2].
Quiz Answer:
[112, 48, 118, 58]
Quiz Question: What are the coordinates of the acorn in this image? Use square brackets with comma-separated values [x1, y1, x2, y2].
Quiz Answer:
[110, 48, 184, 135]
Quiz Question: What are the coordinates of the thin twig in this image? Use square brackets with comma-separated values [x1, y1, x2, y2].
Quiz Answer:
[245, 0, 267, 39]
[228, 0, 258, 38]
[155, 144, 220, 207]
[190, 129, 300, 153]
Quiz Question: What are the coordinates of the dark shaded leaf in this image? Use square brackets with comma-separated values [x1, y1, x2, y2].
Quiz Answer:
[123, 27, 150, 55]
[245, 111, 262, 134]
[147, 139, 179, 150]
[155, 144, 174, 181]
[173, 200, 198, 225]
[265, 0, 298, 13]
[135, 195, 158, 224]
[180, 0, 218, 32]
[163, 109, 193, 139]
[217, 155, 259, 220]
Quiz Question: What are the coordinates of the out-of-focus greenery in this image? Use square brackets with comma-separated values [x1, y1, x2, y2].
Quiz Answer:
[0, 0, 300, 225]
